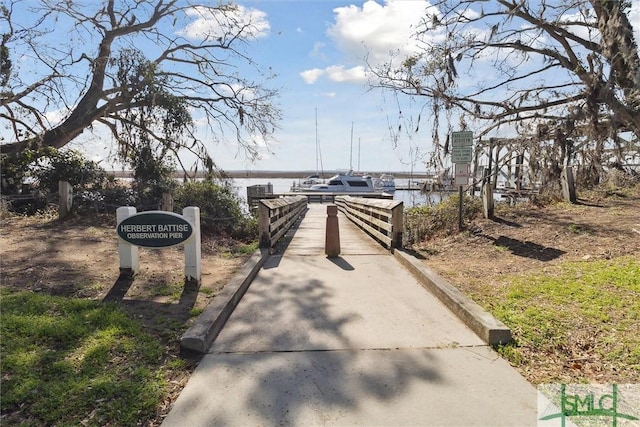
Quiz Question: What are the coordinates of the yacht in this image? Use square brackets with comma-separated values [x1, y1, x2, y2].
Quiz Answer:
[374, 174, 396, 192]
[291, 174, 323, 192]
[308, 171, 374, 192]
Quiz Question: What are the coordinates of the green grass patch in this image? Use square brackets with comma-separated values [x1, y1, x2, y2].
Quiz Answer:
[236, 241, 259, 254]
[1, 291, 168, 426]
[190, 307, 204, 317]
[149, 280, 184, 300]
[479, 257, 640, 382]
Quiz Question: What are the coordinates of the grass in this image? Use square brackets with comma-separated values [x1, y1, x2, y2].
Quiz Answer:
[221, 241, 259, 258]
[1, 290, 171, 426]
[404, 194, 482, 244]
[475, 257, 640, 384]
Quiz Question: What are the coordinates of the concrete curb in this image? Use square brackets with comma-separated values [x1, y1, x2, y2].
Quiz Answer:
[393, 249, 512, 346]
[180, 248, 270, 354]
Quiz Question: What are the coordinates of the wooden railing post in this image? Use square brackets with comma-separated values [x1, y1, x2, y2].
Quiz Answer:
[258, 201, 270, 248]
[391, 203, 403, 248]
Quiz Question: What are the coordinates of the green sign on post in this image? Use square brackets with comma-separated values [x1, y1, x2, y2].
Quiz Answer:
[451, 131, 474, 231]
[452, 131, 473, 164]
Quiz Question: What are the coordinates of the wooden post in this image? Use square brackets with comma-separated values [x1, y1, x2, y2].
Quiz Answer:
[487, 139, 494, 187]
[162, 192, 173, 212]
[183, 207, 201, 284]
[482, 183, 494, 219]
[258, 201, 271, 248]
[391, 203, 403, 249]
[515, 153, 524, 191]
[325, 205, 340, 258]
[58, 181, 73, 219]
[493, 141, 500, 190]
[561, 166, 577, 203]
[116, 206, 139, 275]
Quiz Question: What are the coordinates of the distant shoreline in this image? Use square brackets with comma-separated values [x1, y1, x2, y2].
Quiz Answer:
[109, 170, 433, 180]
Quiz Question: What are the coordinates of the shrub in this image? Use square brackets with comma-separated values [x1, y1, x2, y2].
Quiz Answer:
[1, 148, 50, 194]
[403, 194, 482, 245]
[174, 181, 257, 241]
[31, 149, 108, 193]
[1, 148, 133, 215]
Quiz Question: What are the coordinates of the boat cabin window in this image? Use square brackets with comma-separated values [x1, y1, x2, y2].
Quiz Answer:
[346, 180, 369, 187]
[328, 180, 342, 186]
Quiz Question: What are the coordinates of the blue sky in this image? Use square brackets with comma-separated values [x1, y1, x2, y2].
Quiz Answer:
[9, 0, 640, 174]
[67, 0, 447, 173]
[204, 0, 437, 173]
[176, 0, 640, 173]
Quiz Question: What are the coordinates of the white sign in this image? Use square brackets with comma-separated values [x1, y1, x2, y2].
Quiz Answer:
[116, 206, 201, 283]
[454, 163, 470, 186]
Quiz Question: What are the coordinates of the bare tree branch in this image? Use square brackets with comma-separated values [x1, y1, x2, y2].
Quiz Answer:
[0, 0, 280, 173]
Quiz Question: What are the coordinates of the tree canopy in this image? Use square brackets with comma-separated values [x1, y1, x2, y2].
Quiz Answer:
[0, 0, 280, 173]
[370, 0, 640, 183]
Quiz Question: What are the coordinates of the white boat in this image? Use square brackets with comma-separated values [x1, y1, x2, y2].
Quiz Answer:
[373, 174, 396, 192]
[291, 174, 323, 192]
[308, 171, 374, 192]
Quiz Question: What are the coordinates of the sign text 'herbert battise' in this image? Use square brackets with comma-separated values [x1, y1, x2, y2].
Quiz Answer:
[117, 211, 194, 248]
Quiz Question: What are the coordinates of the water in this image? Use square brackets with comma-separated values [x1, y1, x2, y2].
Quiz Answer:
[227, 177, 446, 209]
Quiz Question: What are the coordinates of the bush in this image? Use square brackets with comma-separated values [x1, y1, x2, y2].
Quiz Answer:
[174, 181, 257, 241]
[1, 148, 134, 215]
[1, 148, 49, 194]
[31, 149, 108, 193]
[404, 194, 482, 245]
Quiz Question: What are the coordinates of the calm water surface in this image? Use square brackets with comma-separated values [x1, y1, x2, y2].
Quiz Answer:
[227, 177, 448, 209]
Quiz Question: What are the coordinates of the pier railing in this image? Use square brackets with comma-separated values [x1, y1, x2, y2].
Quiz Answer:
[291, 192, 393, 204]
[334, 196, 403, 249]
[258, 196, 308, 248]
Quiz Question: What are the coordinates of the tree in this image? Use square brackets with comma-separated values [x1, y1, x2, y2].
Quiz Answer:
[370, 0, 640, 185]
[0, 0, 280, 173]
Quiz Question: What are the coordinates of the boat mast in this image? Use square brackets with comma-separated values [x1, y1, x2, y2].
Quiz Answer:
[350, 122, 354, 171]
[358, 137, 361, 172]
[315, 108, 319, 176]
[315, 107, 324, 178]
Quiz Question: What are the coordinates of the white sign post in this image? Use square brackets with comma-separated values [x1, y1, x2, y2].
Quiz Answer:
[451, 131, 474, 231]
[117, 206, 140, 275]
[182, 207, 201, 283]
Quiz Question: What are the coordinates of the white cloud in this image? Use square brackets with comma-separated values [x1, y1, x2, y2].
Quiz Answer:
[300, 65, 366, 84]
[328, 0, 435, 65]
[325, 65, 367, 83]
[44, 108, 69, 126]
[300, 68, 325, 84]
[180, 5, 270, 41]
[301, 0, 437, 85]
[310, 41, 327, 60]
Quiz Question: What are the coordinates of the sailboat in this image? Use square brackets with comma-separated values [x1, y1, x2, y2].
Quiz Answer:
[290, 108, 325, 191]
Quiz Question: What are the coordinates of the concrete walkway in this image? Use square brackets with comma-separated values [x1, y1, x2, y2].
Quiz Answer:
[162, 204, 538, 426]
